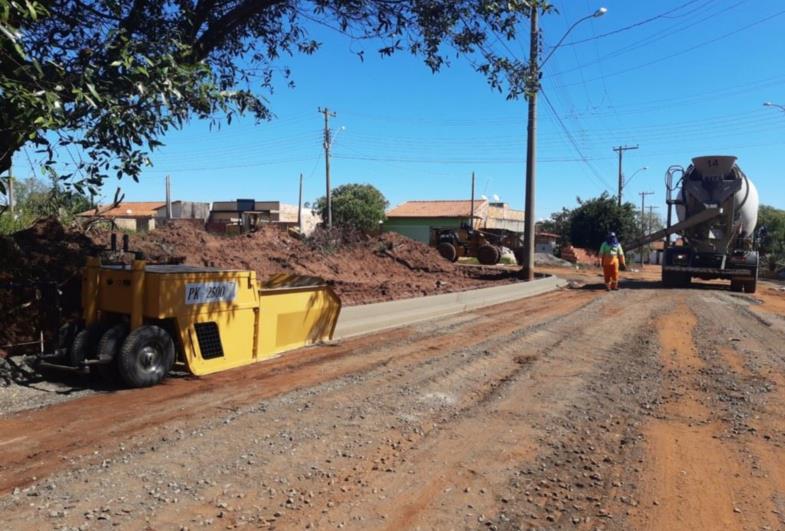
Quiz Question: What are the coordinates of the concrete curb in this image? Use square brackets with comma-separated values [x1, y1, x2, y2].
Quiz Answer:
[334, 275, 567, 339]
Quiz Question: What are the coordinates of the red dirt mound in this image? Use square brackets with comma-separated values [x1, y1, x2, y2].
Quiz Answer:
[1, 218, 516, 355]
[0, 218, 97, 356]
[110, 221, 514, 305]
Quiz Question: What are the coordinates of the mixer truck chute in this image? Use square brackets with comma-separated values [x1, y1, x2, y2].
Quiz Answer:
[624, 156, 760, 293]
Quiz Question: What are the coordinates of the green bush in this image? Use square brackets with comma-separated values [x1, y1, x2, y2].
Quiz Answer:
[314, 183, 388, 233]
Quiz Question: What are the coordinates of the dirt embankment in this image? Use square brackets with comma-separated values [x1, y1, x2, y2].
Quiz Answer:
[0, 218, 97, 356]
[105, 220, 515, 306]
[0, 218, 515, 356]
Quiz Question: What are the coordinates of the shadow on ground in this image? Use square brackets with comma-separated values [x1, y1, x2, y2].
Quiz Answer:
[578, 279, 735, 292]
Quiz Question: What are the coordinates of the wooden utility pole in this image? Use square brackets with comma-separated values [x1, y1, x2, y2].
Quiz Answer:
[318, 107, 336, 229]
[639, 191, 654, 266]
[614, 145, 639, 206]
[298, 172, 303, 234]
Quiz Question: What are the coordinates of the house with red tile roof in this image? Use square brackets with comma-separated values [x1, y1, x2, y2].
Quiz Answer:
[77, 202, 166, 232]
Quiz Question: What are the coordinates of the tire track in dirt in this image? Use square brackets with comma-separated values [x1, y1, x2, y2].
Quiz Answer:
[631, 294, 785, 530]
[0, 289, 595, 497]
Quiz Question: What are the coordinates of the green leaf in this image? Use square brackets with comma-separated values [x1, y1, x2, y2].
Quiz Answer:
[85, 83, 101, 101]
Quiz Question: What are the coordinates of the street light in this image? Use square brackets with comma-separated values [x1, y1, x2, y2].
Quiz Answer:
[764, 101, 785, 112]
[540, 7, 608, 68]
[520, 6, 607, 280]
[624, 166, 648, 187]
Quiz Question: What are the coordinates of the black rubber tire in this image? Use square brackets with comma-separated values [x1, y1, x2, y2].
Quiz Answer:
[663, 270, 690, 288]
[477, 244, 501, 265]
[745, 277, 757, 293]
[437, 242, 458, 262]
[68, 325, 101, 367]
[730, 278, 744, 292]
[117, 325, 175, 388]
[96, 323, 129, 382]
[57, 321, 79, 350]
[513, 248, 525, 266]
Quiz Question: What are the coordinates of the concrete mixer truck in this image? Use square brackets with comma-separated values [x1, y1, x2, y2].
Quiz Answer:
[625, 155, 760, 293]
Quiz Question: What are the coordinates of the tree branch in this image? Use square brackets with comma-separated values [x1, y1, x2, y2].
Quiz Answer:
[194, 0, 288, 60]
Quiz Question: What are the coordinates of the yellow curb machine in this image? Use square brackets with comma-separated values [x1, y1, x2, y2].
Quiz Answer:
[38, 250, 340, 388]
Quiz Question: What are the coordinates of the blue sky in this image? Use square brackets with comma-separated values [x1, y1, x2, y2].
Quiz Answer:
[13, 0, 785, 220]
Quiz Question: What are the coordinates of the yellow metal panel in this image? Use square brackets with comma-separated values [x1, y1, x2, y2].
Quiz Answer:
[184, 310, 259, 376]
[258, 286, 341, 357]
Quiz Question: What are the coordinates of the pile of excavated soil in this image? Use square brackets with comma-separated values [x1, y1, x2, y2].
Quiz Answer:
[0, 218, 97, 357]
[1, 219, 517, 356]
[103, 221, 516, 305]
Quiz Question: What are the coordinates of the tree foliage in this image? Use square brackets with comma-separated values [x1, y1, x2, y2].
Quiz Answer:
[569, 194, 638, 250]
[542, 193, 638, 250]
[757, 204, 785, 269]
[0, 174, 91, 234]
[1, 0, 548, 197]
[313, 183, 388, 233]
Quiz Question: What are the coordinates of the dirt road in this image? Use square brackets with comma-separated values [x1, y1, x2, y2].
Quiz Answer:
[2, 277, 785, 530]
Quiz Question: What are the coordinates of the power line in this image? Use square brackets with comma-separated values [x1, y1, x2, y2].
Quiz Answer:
[557, 0, 713, 48]
[552, 6, 785, 88]
[540, 88, 612, 191]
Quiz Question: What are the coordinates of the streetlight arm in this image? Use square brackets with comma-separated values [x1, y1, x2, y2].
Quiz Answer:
[624, 166, 648, 187]
[539, 7, 606, 69]
[764, 101, 785, 112]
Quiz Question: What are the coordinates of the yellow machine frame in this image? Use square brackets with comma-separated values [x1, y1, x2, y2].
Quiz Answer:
[81, 257, 341, 376]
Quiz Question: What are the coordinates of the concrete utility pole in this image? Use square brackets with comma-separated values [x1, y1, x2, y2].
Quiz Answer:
[520, 5, 539, 281]
[639, 191, 654, 266]
[520, 5, 607, 281]
[165, 175, 172, 219]
[318, 107, 336, 229]
[470, 171, 476, 227]
[298, 172, 303, 234]
[614, 145, 639, 206]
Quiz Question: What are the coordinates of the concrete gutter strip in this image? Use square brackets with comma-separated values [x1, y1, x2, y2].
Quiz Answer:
[334, 275, 566, 339]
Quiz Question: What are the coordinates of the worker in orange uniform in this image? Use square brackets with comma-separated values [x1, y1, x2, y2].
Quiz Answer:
[599, 232, 625, 290]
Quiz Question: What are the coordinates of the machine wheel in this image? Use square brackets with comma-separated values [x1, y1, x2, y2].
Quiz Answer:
[745, 277, 757, 294]
[117, 325, 175, 388]
[437, 242, 458, 262]
[96, 323, 129, 382]
[662, 270, 676, 288]
[67, 325, 101, 367]
[477, 244, 501, 265]
[513, 248, 525, 266]
[730, 278, 744, 292]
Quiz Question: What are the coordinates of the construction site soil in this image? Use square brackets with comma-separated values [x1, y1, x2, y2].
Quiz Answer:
[2, 270, 785, 530]
[0, 218, 515, 358]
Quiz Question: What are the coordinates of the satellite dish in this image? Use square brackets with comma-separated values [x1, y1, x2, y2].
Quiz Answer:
[492, 194, 500, 202]
[480, 194, 488, 200]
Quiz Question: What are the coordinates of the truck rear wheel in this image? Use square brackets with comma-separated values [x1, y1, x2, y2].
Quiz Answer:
[477, 244, 500, 265]
[744, 269, 758, 293]
[662, 270, 677, 288]
[437, 242, 458, 262]
[117, 325, 175, 388]
[745, 277, 757, 293]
